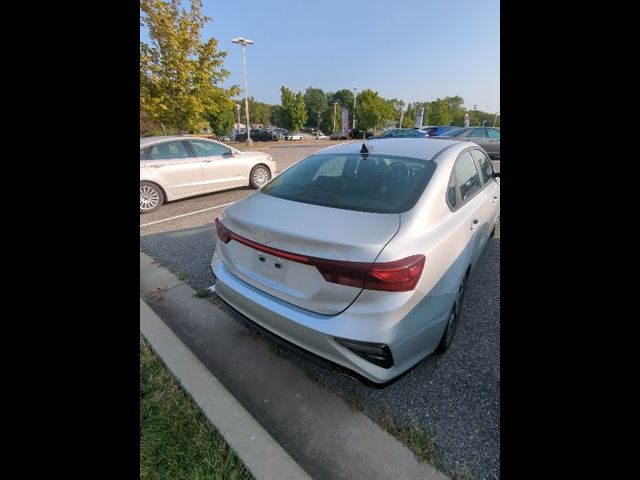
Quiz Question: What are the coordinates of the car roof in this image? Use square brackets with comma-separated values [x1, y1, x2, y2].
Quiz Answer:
[317, 138, 469, 162]
[140, 135, 208, 147]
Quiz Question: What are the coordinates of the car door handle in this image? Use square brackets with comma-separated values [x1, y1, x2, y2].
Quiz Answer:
[202, 159, 215, 163]
[470, 219, 479, 230]
[149, 164, 165, 168]
[492, 196, 498, 204]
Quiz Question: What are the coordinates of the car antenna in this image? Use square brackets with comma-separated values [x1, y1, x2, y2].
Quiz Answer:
[360, 143, 370, 160]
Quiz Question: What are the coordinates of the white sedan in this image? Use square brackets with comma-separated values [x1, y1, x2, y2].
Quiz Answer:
[140, 136, 277, 213]
[285, 132, 304, 141]
[315, 132, 328, 139]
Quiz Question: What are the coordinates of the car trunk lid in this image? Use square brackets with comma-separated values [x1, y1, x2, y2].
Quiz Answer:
[216, 192, 400, 315]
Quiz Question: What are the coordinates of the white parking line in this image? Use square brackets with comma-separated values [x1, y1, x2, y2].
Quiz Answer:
[140, 201, 236, 228]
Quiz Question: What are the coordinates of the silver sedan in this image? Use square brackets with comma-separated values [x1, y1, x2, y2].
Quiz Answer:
[211, 138, 500, 384]
[140, 136, 277, 213]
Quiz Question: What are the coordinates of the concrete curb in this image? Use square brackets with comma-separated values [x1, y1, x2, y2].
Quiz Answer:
[140, 297, 312, 480]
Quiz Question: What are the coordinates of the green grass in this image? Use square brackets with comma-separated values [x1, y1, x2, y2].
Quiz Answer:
[140, 336, 254, 480]
[193, 288, 212, 298]
[378, 415, 439, 466]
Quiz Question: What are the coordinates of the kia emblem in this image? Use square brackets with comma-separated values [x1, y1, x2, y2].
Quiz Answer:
[251, 229, 271, 244]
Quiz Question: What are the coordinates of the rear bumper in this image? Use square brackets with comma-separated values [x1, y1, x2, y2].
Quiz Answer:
[211, 249, 454, 384]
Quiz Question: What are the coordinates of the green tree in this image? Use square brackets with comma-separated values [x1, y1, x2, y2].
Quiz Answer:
[280, 86, 295, 129]
[304, 87, 328, 127]
[205, 107, 235, 136]
[354, 89, 395, 132]
[428, 98, 452, 125]
[140, 0, 238, 133]
[291, 92, 308, 132]
[269, 105, 282, 128]
[247, 97, 272, 125]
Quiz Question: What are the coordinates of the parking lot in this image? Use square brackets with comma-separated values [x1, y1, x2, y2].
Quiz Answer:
[140, 141, 500, 480]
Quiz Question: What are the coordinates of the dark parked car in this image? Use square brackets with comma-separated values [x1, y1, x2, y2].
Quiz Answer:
[235, 128, 281, 142]
[370, 128, 429, 139]
[437, 127, 500, 159]
[349, 129, 374, 139]
[419, 125, 458, 137]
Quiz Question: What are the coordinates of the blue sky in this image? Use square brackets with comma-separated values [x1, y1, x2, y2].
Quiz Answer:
[141, 0, 500, 112]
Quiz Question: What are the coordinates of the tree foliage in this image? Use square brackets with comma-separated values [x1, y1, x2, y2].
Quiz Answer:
[291, 92, 308, 132]
[140, 0, 239, 133]
[205, 107, 235, 136]
[428, 98, 452, 125]
[279, 86, 295, 129]
[303, 87, 328, 127]
[354, 89, 395, 132]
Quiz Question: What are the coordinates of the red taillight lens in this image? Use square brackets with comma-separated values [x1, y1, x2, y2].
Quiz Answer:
[215, 217, 231, 243]
[215, 216, 425, 292]
[366, 255, 425, 291]
[315, 255, 425, 292]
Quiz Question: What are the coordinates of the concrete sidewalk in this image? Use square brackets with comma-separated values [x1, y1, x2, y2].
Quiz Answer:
[140, 251, 450, 480]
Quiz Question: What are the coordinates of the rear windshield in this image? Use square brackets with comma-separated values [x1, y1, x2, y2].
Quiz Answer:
[261, 152, 437, 213]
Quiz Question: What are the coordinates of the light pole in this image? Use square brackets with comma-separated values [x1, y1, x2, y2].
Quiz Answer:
[316, 111, 321, 134]
[333, 102, 338, 134]
[352, 88, 358, 132]
[232, 36, 254, 146]
[235, 104, 241, 132]
[493, 112, 499, 127]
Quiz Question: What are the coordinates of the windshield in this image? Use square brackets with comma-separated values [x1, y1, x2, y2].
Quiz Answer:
[261, 152, 437, 213]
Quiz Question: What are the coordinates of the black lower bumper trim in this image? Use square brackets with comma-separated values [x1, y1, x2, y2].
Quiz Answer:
[212, 292, 386, 387]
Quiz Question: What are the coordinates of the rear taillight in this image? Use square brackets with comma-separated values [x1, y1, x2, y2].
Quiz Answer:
[315, 255, 425, 292]
[214, 217, 425, 292]
[215, 217, 232, 243]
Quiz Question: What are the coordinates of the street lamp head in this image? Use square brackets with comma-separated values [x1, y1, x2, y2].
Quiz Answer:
[232, 37, 254, 46]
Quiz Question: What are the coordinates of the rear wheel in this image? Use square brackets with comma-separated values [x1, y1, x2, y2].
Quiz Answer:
[250, 165, 271, 189]
[140, 182, 164, 213]
[435, 272, 468, 353]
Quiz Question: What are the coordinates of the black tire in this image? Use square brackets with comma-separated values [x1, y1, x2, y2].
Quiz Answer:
[435, 271, 469, 353]
[249, 165, 271, 189]
[140, 181, 164, 213]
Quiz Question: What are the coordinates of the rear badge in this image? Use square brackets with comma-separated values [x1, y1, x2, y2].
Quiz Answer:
[251, 229, 271, 244]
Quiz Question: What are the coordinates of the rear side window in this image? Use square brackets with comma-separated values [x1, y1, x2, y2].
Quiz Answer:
[471, 149, 495, 184]
[453, 151, 482, 202]
[140, 148, 148, 160]
[149, 141, 191, 160]
[188, 140, 229, 157]
[261, 153, 437, 213]
[468, 128, 487, 138]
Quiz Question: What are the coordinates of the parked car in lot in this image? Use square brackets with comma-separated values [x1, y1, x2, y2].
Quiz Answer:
[370, 128, 429, 139]
[211, 138, 500, 384]
[315, 131, 329, 139]
[418, 125, 458, 137]
[285, 132, 305, 140]
[437, 127, 500, 159]
[140, 136, 277, 213]
[349, 128, 374, 139]
[235, 129, 282, 142]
